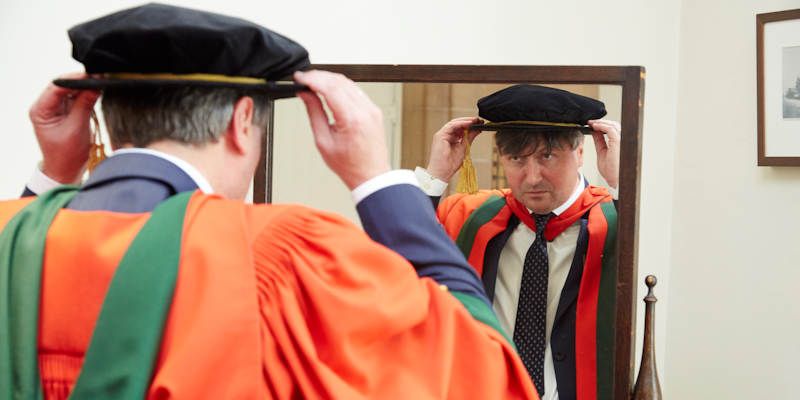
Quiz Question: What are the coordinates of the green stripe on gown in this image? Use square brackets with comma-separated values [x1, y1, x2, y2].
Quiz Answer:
[595, 201, 618, 400]
[0, 188, 193, 399]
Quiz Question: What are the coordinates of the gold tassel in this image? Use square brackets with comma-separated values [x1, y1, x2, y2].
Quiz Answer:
[456, 128, 478, 194]
[87, 110, 107, 173]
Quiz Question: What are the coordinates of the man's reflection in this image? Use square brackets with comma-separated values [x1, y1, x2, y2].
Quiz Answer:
[415, 85, 621, 400]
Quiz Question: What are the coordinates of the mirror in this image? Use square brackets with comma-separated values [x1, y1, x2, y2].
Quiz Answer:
[255, 65, 644, 398]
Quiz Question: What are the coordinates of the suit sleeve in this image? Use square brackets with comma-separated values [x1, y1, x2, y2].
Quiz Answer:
[356, 184, 489, 305]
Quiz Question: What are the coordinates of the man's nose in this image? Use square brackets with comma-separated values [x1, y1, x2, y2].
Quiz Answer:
[523, 160, 543, 185]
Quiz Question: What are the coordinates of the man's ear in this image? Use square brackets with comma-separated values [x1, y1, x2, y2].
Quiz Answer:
[576, 142, 584, 168]
[227, 96, 255, 155]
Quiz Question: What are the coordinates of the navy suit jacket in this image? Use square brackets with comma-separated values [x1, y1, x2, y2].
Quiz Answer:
[23, 153, 489, 304]
[431, 195, 588, 400]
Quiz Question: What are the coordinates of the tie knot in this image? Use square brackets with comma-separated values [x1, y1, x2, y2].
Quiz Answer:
[532, 213, 553, 234]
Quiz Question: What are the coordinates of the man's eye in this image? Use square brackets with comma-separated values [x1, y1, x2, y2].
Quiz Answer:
[510, 156, 522, 162]
[541, 153, 554, 160]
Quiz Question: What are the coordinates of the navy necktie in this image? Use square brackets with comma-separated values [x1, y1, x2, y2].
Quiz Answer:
[513, 212, 553, 395]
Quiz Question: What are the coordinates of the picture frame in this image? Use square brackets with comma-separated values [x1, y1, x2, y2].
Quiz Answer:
[757, 9, 800, 166]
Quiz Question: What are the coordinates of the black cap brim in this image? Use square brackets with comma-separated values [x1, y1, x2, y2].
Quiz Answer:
[53, 78, 308, 99]
[471, 123, 594, 134]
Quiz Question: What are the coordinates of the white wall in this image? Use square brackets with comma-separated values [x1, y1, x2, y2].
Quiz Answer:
[667, 1, 800, 398]
[0, 0, 683, 389]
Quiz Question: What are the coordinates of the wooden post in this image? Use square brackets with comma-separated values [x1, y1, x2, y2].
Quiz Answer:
[632, 275, 663, 399]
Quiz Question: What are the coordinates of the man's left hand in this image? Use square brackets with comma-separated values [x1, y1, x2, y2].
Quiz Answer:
[588, 119, 620, 189]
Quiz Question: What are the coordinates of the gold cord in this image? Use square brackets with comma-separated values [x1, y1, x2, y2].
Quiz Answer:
[105, 73, 267, 85]
[456, 129, 478, 194]
[87, 110, 107, 173]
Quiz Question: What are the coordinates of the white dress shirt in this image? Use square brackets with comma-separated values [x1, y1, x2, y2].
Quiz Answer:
[27, 148, 214, 195]
[27, 150, 419, 207]
[113, 148, 216, 193]
[415, 167, 587, 400]
[495, 177, 583, 400]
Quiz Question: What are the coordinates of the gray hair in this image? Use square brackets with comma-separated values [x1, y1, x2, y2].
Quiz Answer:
[101, 86, 270, 148]
[495, 128, 584, 157]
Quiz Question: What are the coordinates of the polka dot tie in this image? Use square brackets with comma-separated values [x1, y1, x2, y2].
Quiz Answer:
[513, 212, 553, 396]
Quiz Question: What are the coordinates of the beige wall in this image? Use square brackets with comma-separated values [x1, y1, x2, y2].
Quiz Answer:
[667, 1, 800, 398]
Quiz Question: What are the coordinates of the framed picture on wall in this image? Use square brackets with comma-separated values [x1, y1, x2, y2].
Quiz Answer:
[757, 9, 800, 166]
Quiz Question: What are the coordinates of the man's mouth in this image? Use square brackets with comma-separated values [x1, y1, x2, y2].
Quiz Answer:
[526, 190, 549, 195]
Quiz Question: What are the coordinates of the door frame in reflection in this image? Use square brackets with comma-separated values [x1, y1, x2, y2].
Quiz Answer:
[254, 64, 645, 398]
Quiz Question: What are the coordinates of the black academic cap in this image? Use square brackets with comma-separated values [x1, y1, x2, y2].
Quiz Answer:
[472, 84, 607, 133]
[54, 3, 310, 98]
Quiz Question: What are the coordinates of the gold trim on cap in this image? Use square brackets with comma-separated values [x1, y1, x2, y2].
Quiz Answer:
[488, 120, 584, 128]
[104, 73, 267, 84]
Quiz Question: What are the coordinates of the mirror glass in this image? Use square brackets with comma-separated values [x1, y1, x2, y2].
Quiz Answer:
[260, 64, 643, 399]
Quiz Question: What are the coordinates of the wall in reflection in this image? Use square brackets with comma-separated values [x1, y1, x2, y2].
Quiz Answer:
[272, 83, 403, 224]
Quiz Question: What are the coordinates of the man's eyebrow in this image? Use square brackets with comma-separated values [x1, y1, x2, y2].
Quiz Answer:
[529, 146, 552, 156]
[508, 149, 537, 158]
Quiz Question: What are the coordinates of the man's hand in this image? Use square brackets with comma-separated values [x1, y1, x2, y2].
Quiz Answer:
[294, 70, 391, 190]
[29, 73, 100, 184]
[425, 117, 482, 182]
[588, 119, 621, 189]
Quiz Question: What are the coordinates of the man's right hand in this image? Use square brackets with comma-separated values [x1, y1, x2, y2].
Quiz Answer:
[29, 73, 100, 184]
[425, 117, 482, 182]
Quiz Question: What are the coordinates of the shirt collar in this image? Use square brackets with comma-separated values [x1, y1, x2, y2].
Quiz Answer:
[552, 173, 585, 216]
[112, 148, 214, 194]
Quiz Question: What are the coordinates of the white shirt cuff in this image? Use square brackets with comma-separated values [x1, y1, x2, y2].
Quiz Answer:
[414, 167, 449, 197]
[351, 169, 420, 204]
[608, 186, 619, 200]
[27, 163, 71, 195]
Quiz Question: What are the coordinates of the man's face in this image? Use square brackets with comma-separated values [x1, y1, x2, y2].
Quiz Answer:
[499, 140, 583, 214]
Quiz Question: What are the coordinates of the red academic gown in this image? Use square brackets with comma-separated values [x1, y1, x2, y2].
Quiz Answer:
[434, 187, 617, 400]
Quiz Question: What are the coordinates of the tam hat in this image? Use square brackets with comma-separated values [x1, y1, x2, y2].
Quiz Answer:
[472, 84, 606, 132]
[457, 85, 607, 193]
[54, 3, 310, 99]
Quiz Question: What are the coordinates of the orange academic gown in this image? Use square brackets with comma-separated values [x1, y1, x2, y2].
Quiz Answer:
[0, 192, 538, 399]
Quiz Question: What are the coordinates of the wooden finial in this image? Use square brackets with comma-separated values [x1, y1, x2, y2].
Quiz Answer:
[644, 275, 657, 302]
[632, 275, 663, 400]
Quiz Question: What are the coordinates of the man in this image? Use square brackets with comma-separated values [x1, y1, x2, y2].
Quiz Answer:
[415, 85, 620, 400]
[0, 5, 537, 399]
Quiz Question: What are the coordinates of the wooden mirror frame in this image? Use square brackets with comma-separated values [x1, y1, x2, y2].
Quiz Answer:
[254, 64, 645, 398]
